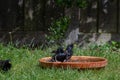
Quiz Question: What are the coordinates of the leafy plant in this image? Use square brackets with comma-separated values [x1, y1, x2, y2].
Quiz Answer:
[46, 17, 70, 44]
[54, 0, 72, 8]
[110, 41, 120, 51]
[111, 41, 120, 48]
[54, 0, 87, 8]
[76, 0, 88, 8]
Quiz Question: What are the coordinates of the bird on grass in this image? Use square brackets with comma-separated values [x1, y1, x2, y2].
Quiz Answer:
[0, 59, 12, 71]
[51, 44, 74, 62]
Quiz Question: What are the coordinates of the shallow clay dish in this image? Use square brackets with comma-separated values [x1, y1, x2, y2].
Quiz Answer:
[39, 56, 107, 69]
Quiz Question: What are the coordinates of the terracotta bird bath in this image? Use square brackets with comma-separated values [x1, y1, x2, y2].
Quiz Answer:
[39, 56, 107, 69]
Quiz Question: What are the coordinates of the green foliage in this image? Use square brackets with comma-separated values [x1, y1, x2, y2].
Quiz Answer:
[54, 0, 87, 8]
[46, 17, 70, 43]
[111, 41, 120, 48]
[88, 41, 120, 53]
[76, 0, 88, 8]
[54, 0, 72, 8]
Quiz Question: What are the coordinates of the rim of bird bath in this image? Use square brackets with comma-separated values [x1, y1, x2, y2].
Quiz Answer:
[39, 56, 108, 69]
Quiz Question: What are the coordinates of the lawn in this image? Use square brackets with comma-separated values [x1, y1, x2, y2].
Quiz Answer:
[0, 43, 120, 80]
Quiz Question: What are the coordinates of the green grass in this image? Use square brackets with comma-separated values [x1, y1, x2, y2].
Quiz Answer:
[0, 44, 120, 80]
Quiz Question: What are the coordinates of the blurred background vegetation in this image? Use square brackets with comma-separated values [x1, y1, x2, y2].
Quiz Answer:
[0, 0, 119, 48]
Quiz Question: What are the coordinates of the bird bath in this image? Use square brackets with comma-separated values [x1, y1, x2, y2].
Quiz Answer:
[39, 56, 107, 69]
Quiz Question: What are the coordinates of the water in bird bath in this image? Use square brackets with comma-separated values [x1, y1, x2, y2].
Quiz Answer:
[39, 56, 107, 69]
[47, 57, 105, 63]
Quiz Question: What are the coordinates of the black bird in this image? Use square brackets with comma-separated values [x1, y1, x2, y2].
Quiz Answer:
[51, 47, 66, 62]
[65, 44, 74, 61]
[0, 59, 12, 71]
[51, 44, 74, 62]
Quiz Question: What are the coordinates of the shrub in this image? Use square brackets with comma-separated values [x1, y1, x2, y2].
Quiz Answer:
[46, 17, 70, 44]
